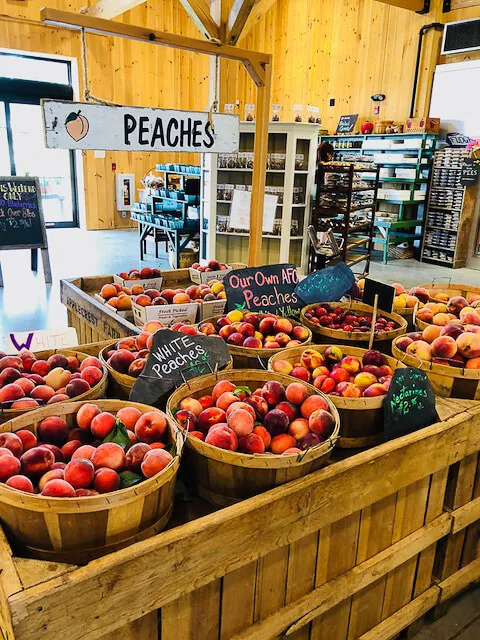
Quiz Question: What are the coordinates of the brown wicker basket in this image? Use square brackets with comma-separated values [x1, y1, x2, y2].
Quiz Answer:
[167, 369, 339, 506]
[392, 338, 480, 400]
[99, 342, 234, 400]
[0, 399, 183, 564]
[268, 345, 406, 448]
[300, 301, 407, 355]
[0, 349, 108, 426]
[419, 283, 480, 304]
[197, 312, 312, 369]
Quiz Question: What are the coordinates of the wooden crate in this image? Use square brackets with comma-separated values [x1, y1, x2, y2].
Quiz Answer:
[2, 398, 480, 640]
[61, 265, 246, 344]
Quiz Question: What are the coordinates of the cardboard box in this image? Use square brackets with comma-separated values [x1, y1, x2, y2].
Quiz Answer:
[199, 299, 227, 321]
[404, 117, 440, 134]
[189, 265, 233, 285]
[132, 300, 199, 329]
[113, 274, 164, 291]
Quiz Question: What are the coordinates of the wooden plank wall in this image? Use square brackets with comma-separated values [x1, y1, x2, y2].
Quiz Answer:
[0, 0, 210, 230]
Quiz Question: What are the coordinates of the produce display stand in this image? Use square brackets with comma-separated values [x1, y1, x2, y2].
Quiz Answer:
[60, 264, 246, 343]
[2, 398, 480, 640]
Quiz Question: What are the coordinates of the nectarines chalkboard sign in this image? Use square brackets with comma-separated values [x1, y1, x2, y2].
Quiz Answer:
[224, 264, 303, 319]
[384, 367, 436, 441]
[130, 329, 230, 406]
[0, 177, 47, 249]
[295, 262, 355, 304]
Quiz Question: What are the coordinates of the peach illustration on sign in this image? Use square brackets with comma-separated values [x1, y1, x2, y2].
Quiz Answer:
[65, 111, 89, 141]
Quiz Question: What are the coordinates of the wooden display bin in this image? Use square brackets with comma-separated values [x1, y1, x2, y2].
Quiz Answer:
[2, 398, 480, 639]
[61, 265, 246, 344]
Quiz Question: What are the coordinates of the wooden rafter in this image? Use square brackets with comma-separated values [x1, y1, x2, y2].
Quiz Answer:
[374, 0, 426, 11]
[226, 0, 257, 45]
[82, 0, 147, 19]
[178, 0, 220, 41]
[237, 0, 277, 42]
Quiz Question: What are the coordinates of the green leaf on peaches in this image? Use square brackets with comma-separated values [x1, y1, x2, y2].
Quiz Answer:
[103, 419, 130, 449]
[234, 386, 251, 398]
[119, 471, 143, 489]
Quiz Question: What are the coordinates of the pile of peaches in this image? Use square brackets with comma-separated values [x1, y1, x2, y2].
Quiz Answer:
[303, 305, 398, 333]
[191, 259, 229, 273]
[198, 311, 309, 349]
[0, 352, 104, 409]
[416, 295, 480, 329]
[0, 404, 173, 497]
[100, 281, 226, 312]
[117, 267, 162, 281]
[174, 379, 336, 455]
[392, 285, 429, 311]
[104, 321, 199, 376]
[272, 347, 393, 398]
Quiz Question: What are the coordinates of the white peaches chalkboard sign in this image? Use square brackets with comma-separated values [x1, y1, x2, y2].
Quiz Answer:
[42, 100, 239, 153]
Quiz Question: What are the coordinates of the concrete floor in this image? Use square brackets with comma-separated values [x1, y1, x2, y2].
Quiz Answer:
[0, 226, 479, 636]
[1, 226, 479, 344]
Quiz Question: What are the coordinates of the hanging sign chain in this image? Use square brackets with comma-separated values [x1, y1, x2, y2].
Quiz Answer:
[207, 54, 220, 133]
[81, 28, 121, 106]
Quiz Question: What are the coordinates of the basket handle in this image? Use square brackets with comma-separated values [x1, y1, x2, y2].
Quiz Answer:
[257, 355, 269, 370]
[432, 277, 451, 285]
[399, 351, 423, 368]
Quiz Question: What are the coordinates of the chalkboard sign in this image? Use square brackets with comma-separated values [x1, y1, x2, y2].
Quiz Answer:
[384, 368, 437, 441]
[295, 262, 355, 304]
[0, 177, 47, 248]
[0, 177, 52, 287]
[130, 330, 230, 406]
[363, 278, 395, 313]
[335, 114, 358, 135]
[224, 264, 302, 319]
[446, 132, 470, 148]
[460, 158, 479, 187]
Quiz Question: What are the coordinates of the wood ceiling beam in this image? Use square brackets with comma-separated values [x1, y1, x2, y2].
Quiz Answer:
[237, 0, 277, 42]
[178, 0, 220, 41]
[82, 0, 147, 20]
[225, 0, 257, 45]
[374, 0, 426, 12]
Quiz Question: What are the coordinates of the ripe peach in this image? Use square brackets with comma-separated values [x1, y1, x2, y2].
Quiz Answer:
[21, 446, 54, 477]
[285, 382, 310, 406]
[14, 430, 36, 452]
[47, 393, 70, 405]
[108, 350, 136, 374]
[11, 398, 39, 409]
[0, 432, 23, 456]
[38, 468, 65, 491]
[66, 356, 80, 372]
[61, 440, 82, 461]
[211, 380, 236, 402]
[196, 407, 227, 433]
[291, 366, 310, 382]
[205, 425, 238, 451]
[238, 433, 265, 454]
[75, 488, 98, 496]
[298, 433, 322, 450]
[0, 383, 24, 404]
[262, 381, 285, 406]
[300, 349, 324, 370]
[0, 447, 13, 458]
[460, 310, 480, 326]
[38, 416, 69, 446]
[330, 367, 350, 384]
[406, 340, 432, 361]
[116, 406, 142, 430]
[44, 367, 71, 391]
[340, 356, 362, 374]
[6, 475, 34, 493]
[353, 372, 378, 390]
[65, 379, 90, 399]
[422, 325, 442, 343]
[79, 356, 103, 372]
[379, 365, 394, 377]
[271, 359, 294, 375]
[101, 284, 117, 300]
[0, 367, 22, 386]
[128, 358, 146, 378]
[125, 443, 151, 473]
[393, 283, 405, 295]
[252, 426, 271, 450]
[64, 458, 95, 489]
[246, 395, 269, 420]
[432, 313, 451, 327]
[466, 357, 480, 369]
[91, 412, 116, 438]
[416, 308, 434, 324]
[134, 411, 167, 443]
[93, 468, 120, 493]
[225, 402, 256, 422]
[271, 434, 296, 454]
[80, 366, 103, 387]
[91, 443, 125, 471]
[288, 417, 310, 440]
[190, 431, 205, 440]
[0, 455, 21, 482]
[300, 395, 328, 419]
[263, 409, 289, 437]
[139, 448, 172, 476]
[273, 318, 293, 334]
[456, 332, 480, 359]
[395, 336, 414, 352]
[41, 444, 64, 463]
[363, 383, 388, 397]
[0, 355, 22, 372]
[19, 350, 36, 373]
[431, 336, 457, 359]
[30, 385, 55, 403]
[309, 409, 335, 438]
[42, 479, 75, 497]
[336, 382, 362, 398]
[14, 377, 35, 396]
[447, 296, 469, 315]
[227, 408, 254, 437]
[72, 445, 96, 461]
[408, 287, 430, 304]
[74, 404, 100, 431]
[47, 354, 69, 370]
[292, 325, 310, 342]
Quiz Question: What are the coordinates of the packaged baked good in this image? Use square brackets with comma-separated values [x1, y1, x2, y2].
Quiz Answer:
[272, 104, 282, 121]
[293, 105, 303, 122]
[244, 104, 255, 121]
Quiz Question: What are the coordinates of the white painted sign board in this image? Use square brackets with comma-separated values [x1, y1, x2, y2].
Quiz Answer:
[42, 100, 239, 153]
[5, 328, 78, 354]
[230, 189, 277, 234]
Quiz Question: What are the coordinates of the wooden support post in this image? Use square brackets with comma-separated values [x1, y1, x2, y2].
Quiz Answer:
[248, 61, 271, 267]
[41, 248, 52, 284]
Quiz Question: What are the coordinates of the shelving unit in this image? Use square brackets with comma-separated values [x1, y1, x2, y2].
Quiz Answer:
[309, 164, 379, 274]
[421, 147, 471, 268]
[320, 133, 437, 263]
[201, 122, 318, 272]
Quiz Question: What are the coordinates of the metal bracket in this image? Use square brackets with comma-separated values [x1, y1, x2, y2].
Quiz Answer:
[442, 0, 451, 12]
[417, 0, 431, 14]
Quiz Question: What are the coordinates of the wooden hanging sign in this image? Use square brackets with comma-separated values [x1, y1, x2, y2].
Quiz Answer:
[42, 100, 240, 153]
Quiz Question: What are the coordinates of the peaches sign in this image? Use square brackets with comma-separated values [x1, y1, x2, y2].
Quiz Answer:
[41, 99, 239, 153]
